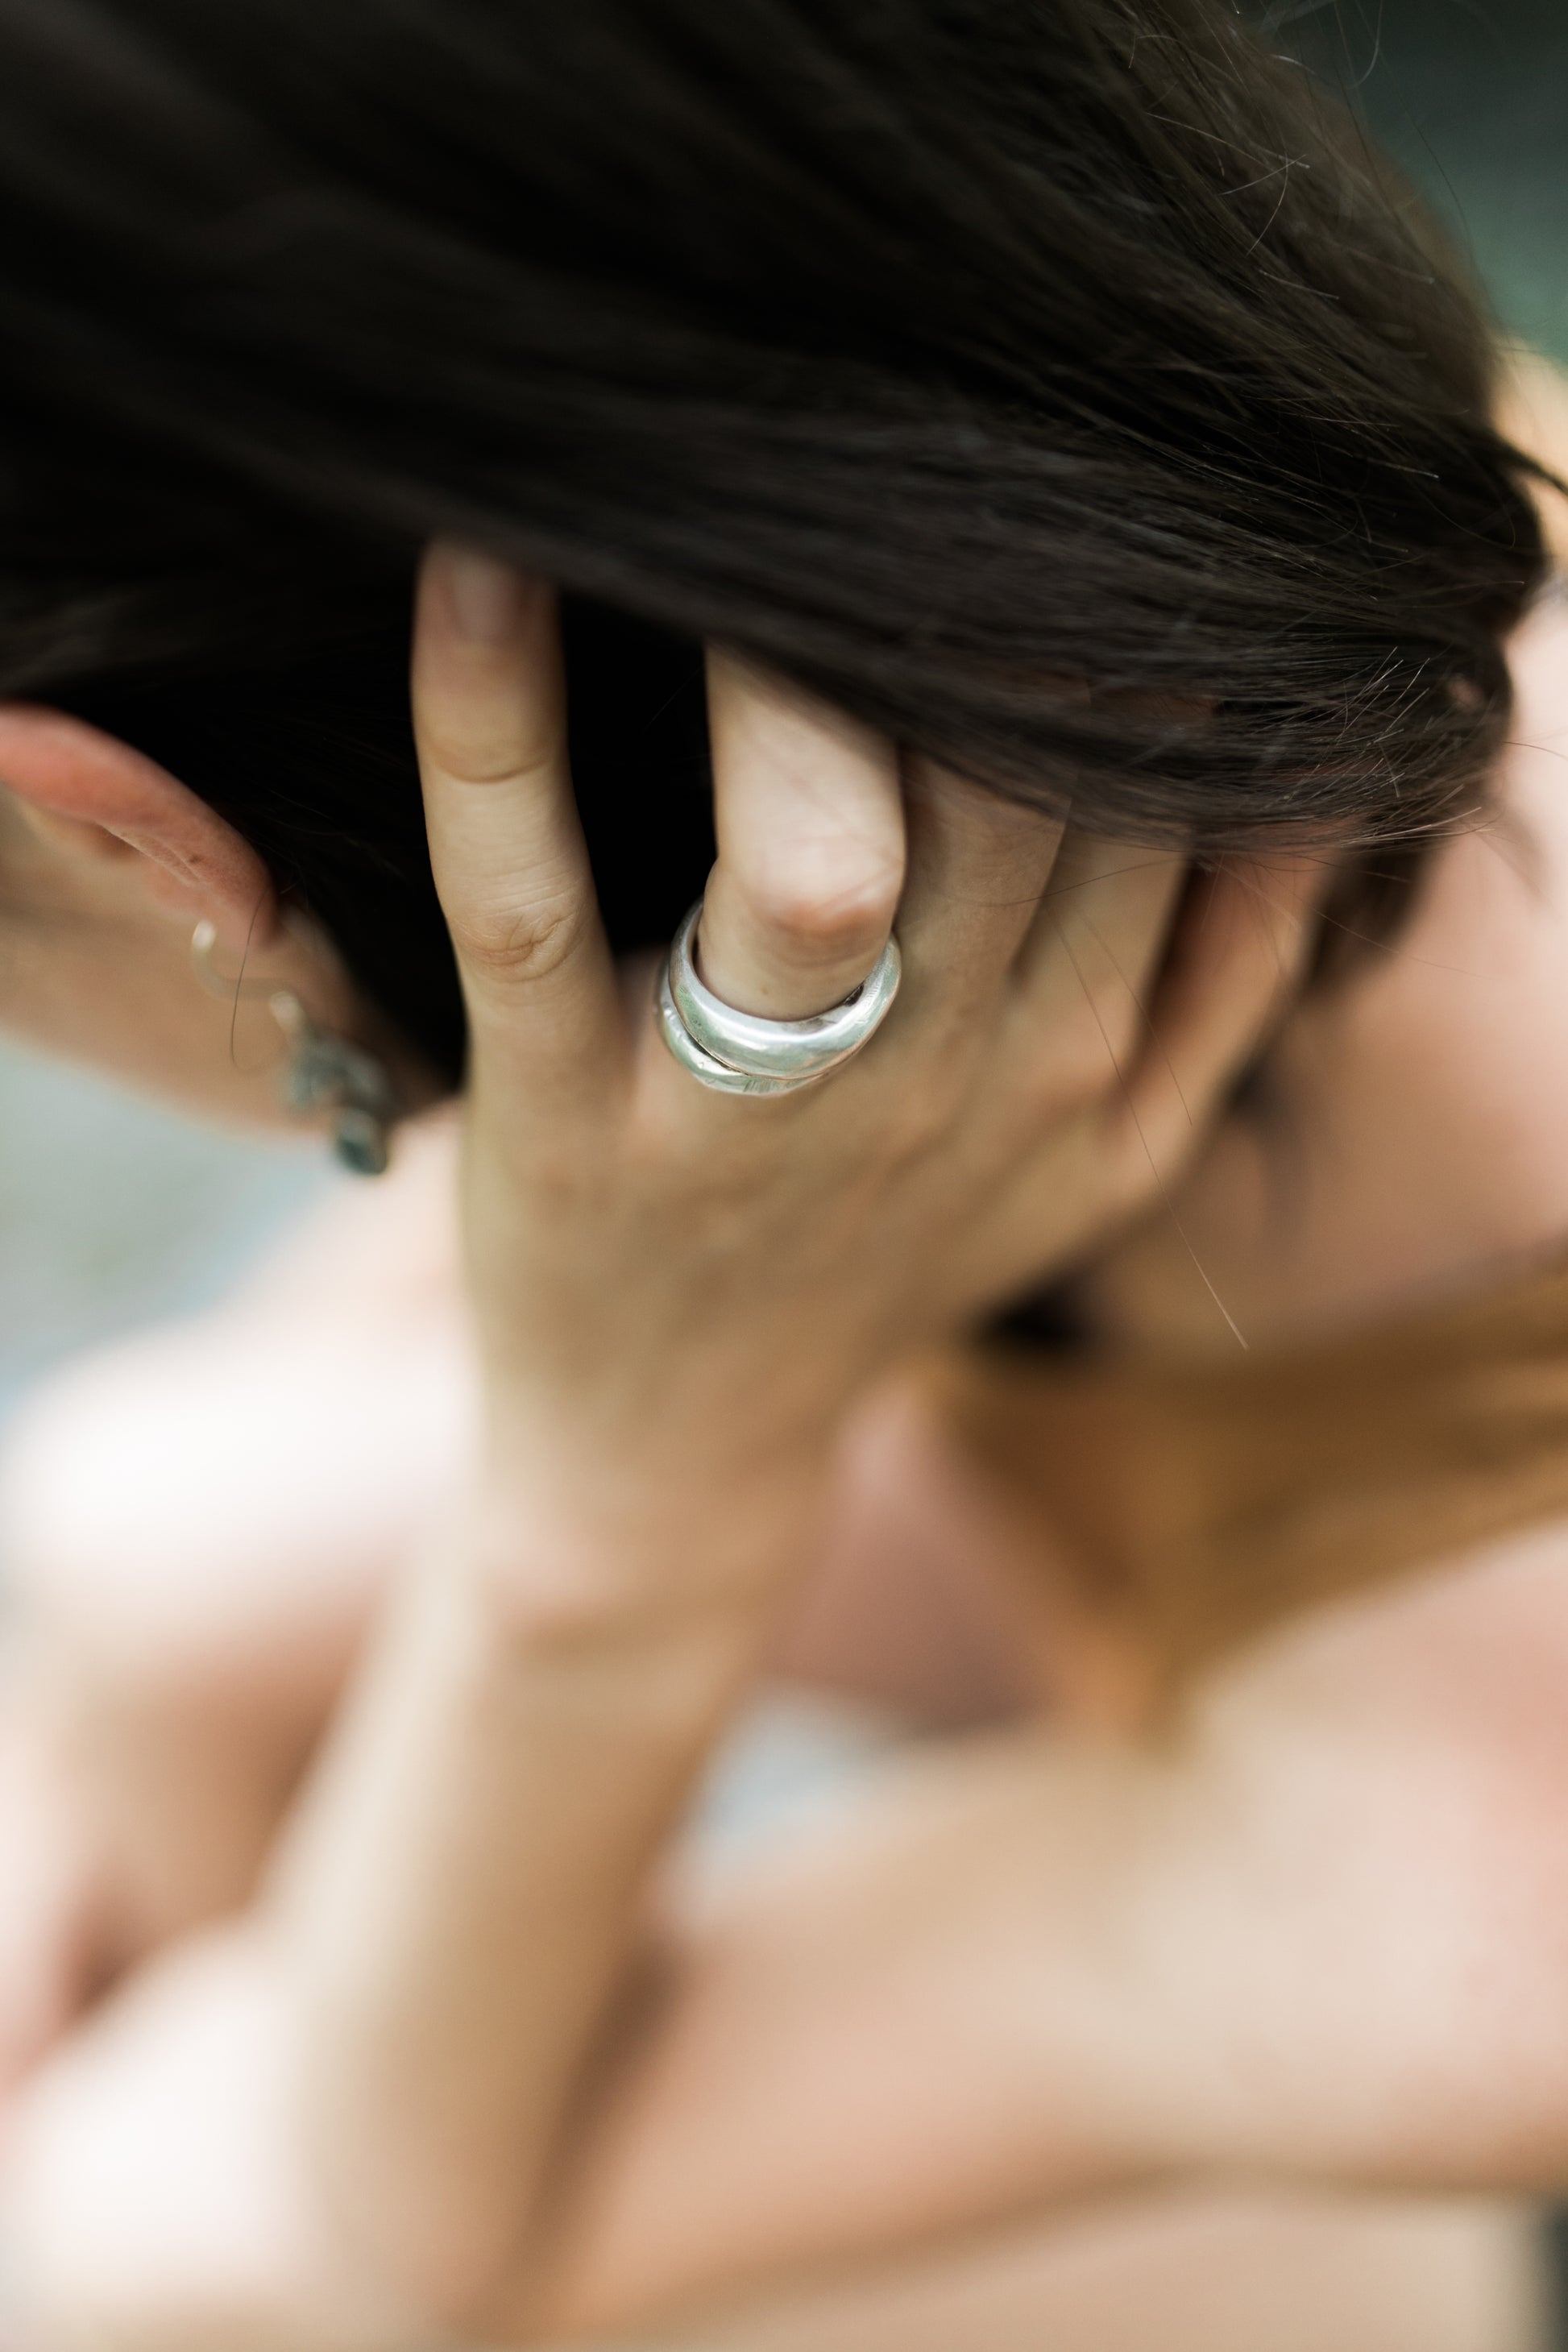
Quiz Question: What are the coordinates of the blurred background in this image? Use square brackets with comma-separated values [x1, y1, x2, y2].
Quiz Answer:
[1, 0, 1565, 1410]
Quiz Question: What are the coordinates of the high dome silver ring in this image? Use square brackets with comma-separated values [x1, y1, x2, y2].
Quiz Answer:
[657, 898, 902, 1095]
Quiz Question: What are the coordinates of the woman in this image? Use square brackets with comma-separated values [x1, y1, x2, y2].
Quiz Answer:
[18, 590, 1568, 2352]
[0, 0, 1561, 2344]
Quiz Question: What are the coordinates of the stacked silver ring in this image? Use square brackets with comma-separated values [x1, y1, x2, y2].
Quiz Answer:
[657, 898, 902, 1095]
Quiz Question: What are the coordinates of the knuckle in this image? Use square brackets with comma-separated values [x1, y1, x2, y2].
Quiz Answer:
[740, 855, 900, 969]
[448, 888, 587, 988]
[877, 1061, 969, 1164]
[425, 727, 559, 791]
[1103, 1009, 1145, 1076]
[1023, 1027, 1119, 1117]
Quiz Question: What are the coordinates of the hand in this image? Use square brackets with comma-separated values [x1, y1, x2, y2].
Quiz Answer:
[416, 546, 1315, 1561]
[0, 558, 1321, 2352]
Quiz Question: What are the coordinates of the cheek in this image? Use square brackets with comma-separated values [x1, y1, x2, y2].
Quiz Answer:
[1276, 804, 1568, 1299]
[1082, 818, 1568, 1350]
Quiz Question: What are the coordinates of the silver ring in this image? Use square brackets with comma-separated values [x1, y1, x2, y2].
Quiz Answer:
[657, 898, 902, 1094]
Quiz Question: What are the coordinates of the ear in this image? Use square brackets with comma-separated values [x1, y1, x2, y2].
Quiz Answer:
[0, 703, 280, 952]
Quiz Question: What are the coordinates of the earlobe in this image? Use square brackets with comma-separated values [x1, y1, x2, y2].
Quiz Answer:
[0, 703, 280, 951]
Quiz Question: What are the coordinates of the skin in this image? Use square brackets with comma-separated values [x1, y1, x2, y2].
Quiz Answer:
[0, 543, 1324, 2351]
[1085, 585, 1568, 1355]
[0, 707, 434, 1133]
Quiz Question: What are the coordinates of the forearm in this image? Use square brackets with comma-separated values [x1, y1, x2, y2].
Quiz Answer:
[268, 1462, 821, 2337]
[527, 1548, 1568, 2337]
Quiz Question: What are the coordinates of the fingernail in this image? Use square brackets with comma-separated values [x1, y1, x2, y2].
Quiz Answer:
[441, 545, 529, 645]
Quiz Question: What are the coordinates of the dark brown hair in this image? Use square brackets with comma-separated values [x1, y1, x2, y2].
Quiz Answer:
[0, 0, 1548, 1081]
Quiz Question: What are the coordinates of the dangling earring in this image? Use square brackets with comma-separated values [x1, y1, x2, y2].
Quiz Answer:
[190, 920, 400, 1176]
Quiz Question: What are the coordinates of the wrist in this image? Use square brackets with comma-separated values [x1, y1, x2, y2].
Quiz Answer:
[453, 1424, 832, 1649]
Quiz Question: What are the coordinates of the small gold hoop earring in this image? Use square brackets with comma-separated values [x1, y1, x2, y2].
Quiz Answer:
[190, 920, 399, 1176]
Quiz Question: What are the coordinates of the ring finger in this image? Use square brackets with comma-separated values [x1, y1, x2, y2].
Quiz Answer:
[694, 653, 906, 1019]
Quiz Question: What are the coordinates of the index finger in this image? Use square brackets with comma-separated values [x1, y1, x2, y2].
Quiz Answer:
[412, 544, 620, 1093]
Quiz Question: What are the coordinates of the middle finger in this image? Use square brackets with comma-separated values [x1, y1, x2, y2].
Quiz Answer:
[893, 756, 1067, 1009]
